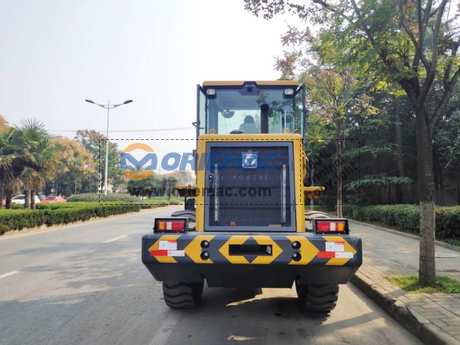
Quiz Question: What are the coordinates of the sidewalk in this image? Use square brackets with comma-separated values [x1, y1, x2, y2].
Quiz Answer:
[350, 220, 460, 344]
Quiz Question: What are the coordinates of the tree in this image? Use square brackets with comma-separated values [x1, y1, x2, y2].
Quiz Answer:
[0, 115, 7, 133]
[110, 166, 129, 193]
[245, 0, 460, 285]
[434, 83, 460, 205]
[304, 67, 377, 216]
[127, 173, 159, 198]
[160, 175, 179, 200]
[75, 130, 123, 193]
[49, 137, 96, 196]
[0, 117, 10, 208]
[344, 90, 414, 204]
[18, 120, 59, 209]
[0, 125, 21, 209]
[273, 24, 378, 213]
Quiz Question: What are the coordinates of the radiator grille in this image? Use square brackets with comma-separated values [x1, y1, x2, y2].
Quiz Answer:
[205, 143, 295, 231]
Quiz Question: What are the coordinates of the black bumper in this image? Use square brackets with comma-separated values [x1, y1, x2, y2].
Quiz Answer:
[142, 232, 362, 288]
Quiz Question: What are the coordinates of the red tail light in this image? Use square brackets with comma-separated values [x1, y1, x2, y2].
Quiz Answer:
[315, 219, 349, 234]
[154, 218, 188, 233]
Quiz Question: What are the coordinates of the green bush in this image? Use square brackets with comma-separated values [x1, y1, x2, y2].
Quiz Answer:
[436, 206, 460, 239]
[36, 201, 129, 210]
[137, 196, 182, 209]
[37, 203, 85, 210]
[343, 204, 460, 240]
[1, 194, 181, 235]
[0, 203, 141, 234]
[0, 209, 46, 232]
[66, 193, 141, 203]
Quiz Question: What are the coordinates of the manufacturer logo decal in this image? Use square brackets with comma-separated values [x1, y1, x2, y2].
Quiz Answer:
[242, 152, 257, 169]
[120, 143, 157, 180]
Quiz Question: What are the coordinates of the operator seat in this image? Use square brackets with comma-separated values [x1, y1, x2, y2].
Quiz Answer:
[239, 116, 258, 133]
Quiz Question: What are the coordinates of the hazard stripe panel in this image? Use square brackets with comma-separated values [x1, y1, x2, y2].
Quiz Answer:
[251, 236, 282, 264]
[322, 235, 358, 266]
[147, 233, 360, 266]
[286, 236, 319, 265]
[219, 236, 251, 264]
[185, 235, 215, 264]
[148, 234, 180, 263]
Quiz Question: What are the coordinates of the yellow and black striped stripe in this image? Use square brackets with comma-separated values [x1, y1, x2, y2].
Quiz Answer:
[146, 233, 361, 267]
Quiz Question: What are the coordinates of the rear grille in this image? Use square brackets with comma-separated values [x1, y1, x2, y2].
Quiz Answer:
[205, 143, 295, 231]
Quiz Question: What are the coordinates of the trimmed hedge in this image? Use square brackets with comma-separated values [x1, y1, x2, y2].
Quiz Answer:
[66, 193, 182, 207]
[0, 209, 46, 234]
[66, 193, 141, 203]
[36, 201, 129, 210]
[137, 197, 182, 209]
[0, 203, 140, 235]
[343, 204, 460, 240]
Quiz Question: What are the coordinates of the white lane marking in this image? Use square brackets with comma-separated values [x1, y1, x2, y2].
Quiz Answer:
[103, 235, 128, 244]
[0, 205, 181, 242]
[0, 271, 19, 280]
[149, 311, 181, 345]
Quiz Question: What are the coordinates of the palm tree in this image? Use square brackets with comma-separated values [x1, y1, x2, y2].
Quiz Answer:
[0, 127, 22, 209]
[18, 120, 59, 209]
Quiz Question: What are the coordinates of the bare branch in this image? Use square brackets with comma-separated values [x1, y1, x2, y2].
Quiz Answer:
[443, 42, 459, 85]
[431, 0, 449, 69]
[421, 0, 433, 25]
[418, 0, 433, 62]
[428, 5, 440, 18]
[311, 0, 331, 9]
[399, 79, 418, 105]
[398, 0, 431, 71]
[399, 0, 419, 47]
[415, 0, 448, 108]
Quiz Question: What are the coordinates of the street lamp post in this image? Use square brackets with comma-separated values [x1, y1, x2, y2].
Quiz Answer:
[85, 99, 133, 195]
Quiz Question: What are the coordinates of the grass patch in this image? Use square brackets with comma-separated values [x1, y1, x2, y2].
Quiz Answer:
[386, 275, 460, 294]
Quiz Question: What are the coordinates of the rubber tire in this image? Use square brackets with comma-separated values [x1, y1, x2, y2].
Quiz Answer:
[162, 281, 204, 309]
[296, 283, 339, 312]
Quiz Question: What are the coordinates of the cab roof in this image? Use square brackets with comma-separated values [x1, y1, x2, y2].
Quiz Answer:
[202, 80, 299, 87]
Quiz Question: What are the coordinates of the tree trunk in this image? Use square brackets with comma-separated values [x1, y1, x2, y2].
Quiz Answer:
[24, 189, 31, 209]
[457, 172, 460, 206]
[433, 145, 444, 204]
[415, 107, 436, 285]
[5, 190, 13, 209]
[0, 181, 4, 210]
[395, 99, 405, 204]
[310, 154, 315, 211]
[31, 189, 36, 210]
[335, 137, 343, 218]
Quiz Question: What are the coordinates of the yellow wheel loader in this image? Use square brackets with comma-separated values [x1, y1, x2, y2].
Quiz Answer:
[142, 81, 362, 312]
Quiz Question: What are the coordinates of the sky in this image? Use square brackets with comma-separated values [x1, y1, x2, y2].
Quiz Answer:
[0, 0, 303, 166]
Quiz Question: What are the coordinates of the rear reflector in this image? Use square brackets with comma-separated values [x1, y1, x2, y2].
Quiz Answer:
[315, 219, 349, 234]
[154, 218, 188, 233]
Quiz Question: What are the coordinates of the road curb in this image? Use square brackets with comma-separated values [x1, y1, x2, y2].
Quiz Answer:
[348, 219, 460, 253]
[351, 272, 460, 345]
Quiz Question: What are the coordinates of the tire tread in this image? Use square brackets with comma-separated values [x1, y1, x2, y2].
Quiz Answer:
[162, 281, 203, 309]
[296, 283, 339, 313]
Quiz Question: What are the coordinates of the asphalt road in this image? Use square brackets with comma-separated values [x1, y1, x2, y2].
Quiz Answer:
[0, 206, 421, 345]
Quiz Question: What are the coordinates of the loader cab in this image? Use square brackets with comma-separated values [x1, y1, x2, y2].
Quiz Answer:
[196, 81, 306, 138]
